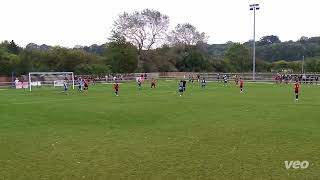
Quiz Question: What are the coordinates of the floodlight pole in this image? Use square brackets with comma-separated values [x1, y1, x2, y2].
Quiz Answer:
[253, 8, 256, 81]
[28, 73, 32, 91]
[250, 4, 259, 81]
[71, 72, 75, 89]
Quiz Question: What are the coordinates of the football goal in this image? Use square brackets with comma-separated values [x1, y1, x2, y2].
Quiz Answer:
[28, 72, 75, 91]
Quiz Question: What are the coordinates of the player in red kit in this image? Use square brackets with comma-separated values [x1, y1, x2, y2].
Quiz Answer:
[239, 78, 244, 93]
[294, 80, 299, 101]
[84, 79, 89, 90]
[114, 83, 119, 96]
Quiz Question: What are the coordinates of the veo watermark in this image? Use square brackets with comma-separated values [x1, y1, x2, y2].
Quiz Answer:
[284, 160, 309, 169]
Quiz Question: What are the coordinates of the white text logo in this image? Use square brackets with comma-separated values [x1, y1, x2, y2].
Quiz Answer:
[284, 161, 309, 169]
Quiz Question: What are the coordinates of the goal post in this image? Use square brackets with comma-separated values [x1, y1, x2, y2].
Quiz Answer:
[28, 72, 75, 91]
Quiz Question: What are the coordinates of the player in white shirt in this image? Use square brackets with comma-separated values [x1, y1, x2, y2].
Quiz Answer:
[223, 75, 228, 86]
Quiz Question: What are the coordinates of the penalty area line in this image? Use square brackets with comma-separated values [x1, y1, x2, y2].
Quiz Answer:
[11, 96, 98, 105]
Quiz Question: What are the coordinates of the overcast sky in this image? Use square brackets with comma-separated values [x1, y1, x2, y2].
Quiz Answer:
[1, 0, 319, 47]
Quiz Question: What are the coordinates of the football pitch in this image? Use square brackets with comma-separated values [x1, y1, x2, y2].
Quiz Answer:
[0, 80, 319, 180]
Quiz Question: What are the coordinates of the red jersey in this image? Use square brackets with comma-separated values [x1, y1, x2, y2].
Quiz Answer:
[294, 82, 299, 92]
[239, 79, 244, 87]
[114, 83, 119, 91]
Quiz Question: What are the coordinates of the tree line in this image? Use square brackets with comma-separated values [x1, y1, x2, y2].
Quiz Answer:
[1, 9, 320, 76]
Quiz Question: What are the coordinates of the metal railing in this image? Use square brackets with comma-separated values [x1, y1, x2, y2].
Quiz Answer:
[1, 72, 319, 88]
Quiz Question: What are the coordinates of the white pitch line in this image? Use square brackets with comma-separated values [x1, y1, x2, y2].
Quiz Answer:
[11, 96, 98, 105]
[12, 98, 75, 105]
[102, 83, 124, 85]
[247, 82, 275, 85]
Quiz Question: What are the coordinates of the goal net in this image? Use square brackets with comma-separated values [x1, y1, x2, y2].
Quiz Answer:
[28, 72, 75, 91]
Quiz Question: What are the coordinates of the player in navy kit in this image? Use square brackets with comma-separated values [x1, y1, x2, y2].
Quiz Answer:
[178, 80, 184, 96]
[201, 78, 206, 88]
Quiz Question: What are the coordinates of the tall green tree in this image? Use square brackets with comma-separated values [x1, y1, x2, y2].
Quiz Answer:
[106, 37, 138, 73]
[258, 35, 281, 46]
[74, 64, 111, 75]
[168, 23, 208, 46]
[176, 47, 210, 72]
[111, 9, 169, 71]
[305, 58, 320, 72]
[225, 43, 250, 72]
[141, 45, 179, 72]
[0, 48, 20, 75]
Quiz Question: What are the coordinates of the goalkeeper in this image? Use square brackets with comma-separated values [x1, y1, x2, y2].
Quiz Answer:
[63, 81, 68, 94]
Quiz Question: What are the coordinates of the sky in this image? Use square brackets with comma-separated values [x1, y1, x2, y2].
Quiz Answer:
[1, 0, 319, 47]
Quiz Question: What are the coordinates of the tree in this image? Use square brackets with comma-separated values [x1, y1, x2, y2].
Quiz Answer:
[74, 64, 111, 75]
[106, 37, 138, 73]
[258, 35, 281, 46]
[225, 43, 250, 72]
[299, 36, 309, 42]
[8, 40, 20, 54]
[176, 47, 211, 72]
[168, 23, 208, 46]
[141, 46, 179, 72]
[111, 9, 169, 71]
[0, 40, 21, 55]
[255, 59, 271, 72]
[18, 49, 35, 74]
[305, 58, 320, 72]
[270, 60, 301, 72]
[53, 48, 86, 72]
[0, 48, 20, 75]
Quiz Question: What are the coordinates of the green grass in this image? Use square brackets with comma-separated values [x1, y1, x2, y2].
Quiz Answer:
[0, 81, 320, 180]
